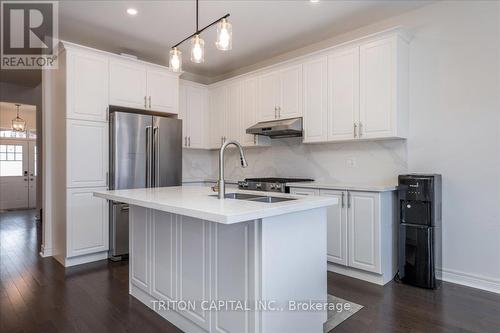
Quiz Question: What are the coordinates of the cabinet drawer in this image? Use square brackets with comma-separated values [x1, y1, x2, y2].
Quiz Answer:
[290, 188, 319, 196]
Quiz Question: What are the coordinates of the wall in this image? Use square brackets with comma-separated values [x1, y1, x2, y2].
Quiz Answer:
[185, 1, 500, 292]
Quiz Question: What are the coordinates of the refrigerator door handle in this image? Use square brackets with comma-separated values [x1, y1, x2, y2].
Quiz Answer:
[146, 126, 152, 187]
[153, 126, 159, 187]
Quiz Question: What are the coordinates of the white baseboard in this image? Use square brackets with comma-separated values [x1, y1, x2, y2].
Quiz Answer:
[327, 262, 389, 286]
[438, 268, 500, 294]
[54, 251, 108, 267]
[39, 244, 54, 257]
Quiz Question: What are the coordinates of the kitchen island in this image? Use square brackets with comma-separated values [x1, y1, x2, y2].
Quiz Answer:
[95, 186, 337, 333]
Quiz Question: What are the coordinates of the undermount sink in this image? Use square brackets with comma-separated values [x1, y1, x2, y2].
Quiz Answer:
[210, 193, 297, 203]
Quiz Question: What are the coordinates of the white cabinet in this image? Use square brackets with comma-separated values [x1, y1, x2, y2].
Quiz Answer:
[110, 59, 179, 113]
[67, 187, 108, 258]
[327, 47, 359, 141]
[303, 56, 328, 143]
[241, 78, 270, 147]
[66, 49, 109, 122]
[179, 81, 208, 149]
[359, 36, 408, 139]
[258, 64, 303, 121]
[66, 119, 108, 188]
[109, 59, 148, 109]
[347, 192, 380, 273]
[147, 67, 179, 113]
[321, 190, 348, 266]
[226, 81, 242, 142]
[209, 85, 227, 148]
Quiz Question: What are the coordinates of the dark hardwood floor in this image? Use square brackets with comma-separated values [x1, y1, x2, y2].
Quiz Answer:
[1, 210, 499, 333]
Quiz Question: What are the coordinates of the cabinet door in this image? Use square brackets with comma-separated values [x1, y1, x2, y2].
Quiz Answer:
[226, 81, 242, 142]
[147, 68, 178, 114]
[211, 222, 257, 333]
[67, 187, 108, 257]
[320, 190, 348, 266]
[258, 71, 280, 121]
[67, 120, 108, 188]
[328, 47, 359, 141]
[241, 78, 258, 146]
[67, 50, 109, 121]
[177, 216, 210, 330]
[130, 206, 150, 293]
[280, 64, 303, 119]
[178, 82, 188, 144]
[151, 210, 177, 302]
[109, 59, 147, 109]
[186, 85, 207, 148]
[303, 57, 328, 143]
[348, 192, 381, 273]
[359, 37, 395, 139]
[209, 85, 227, 148]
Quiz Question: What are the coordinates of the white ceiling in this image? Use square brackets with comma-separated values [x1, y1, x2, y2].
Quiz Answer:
[58, 1, 431, 79]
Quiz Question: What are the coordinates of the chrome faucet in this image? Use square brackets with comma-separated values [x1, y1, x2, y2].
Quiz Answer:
[214, 140, 248, 199]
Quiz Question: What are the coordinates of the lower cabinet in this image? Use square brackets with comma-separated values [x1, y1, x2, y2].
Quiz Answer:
[66, 187, 109, 258]
[129, 208, 257, 332]
[290, 187, 396, 284]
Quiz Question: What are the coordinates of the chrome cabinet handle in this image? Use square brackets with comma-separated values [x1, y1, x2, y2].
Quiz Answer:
[149, 96, 152, 109]
[144, 96, 147, 109]
[274, 106, 278, 119]
[354, 123, 358, 138]
[253, 135, 257, 145]
[184, 136, 187, 147]
[347, 192, 351, 208]
[188, 136, 191, 147]
[278, 106, 281, 119]
[341, 192, 345, 207]
[221, 136, 223, 145]
[359, 122, 363, 137]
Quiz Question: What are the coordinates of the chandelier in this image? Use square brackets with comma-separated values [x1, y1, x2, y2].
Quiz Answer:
[11, 104, 26, 132]
[169, 0, 232, 72]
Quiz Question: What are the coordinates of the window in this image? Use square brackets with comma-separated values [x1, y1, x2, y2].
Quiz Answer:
[0, 144, 23, 176]
[0, 128, 27, 138]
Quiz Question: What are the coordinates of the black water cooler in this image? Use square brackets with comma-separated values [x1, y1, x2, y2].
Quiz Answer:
[398, 174, 442, 289]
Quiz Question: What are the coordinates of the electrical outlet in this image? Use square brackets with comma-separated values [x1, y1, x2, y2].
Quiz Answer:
[346, 157, 357, 168]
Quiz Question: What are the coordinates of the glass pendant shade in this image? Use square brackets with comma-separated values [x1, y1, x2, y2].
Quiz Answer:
[190, 34, 205, 63]
[169, 47, 182, 72]
[11, 104, 26, 132]
[216, 18, 232, 51]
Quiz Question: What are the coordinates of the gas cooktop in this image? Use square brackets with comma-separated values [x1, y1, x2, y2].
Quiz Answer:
[238, 177, 314, 193]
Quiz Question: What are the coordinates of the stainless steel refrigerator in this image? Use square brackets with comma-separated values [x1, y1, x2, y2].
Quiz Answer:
[109, 110, 182, 260]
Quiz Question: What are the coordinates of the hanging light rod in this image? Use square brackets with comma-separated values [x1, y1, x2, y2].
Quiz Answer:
[171, 13, 230, 49]
[169, 0, 232, 71]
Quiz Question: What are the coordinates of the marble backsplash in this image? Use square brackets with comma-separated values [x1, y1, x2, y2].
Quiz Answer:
[183, 138, 408, 186]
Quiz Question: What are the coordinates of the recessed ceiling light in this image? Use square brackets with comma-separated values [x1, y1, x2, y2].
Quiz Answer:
[127, 8, 138, 16]
[310, 0, 320, 3]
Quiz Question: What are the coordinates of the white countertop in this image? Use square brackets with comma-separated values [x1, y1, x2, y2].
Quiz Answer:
[286, 182, 397, 192]
[94, 186, 337, 224]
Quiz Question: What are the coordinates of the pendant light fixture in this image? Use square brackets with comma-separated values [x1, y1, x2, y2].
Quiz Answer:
[169, 0, 231, 71]
[11, 104, 26, 132]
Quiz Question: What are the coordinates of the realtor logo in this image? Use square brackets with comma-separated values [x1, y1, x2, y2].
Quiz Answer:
[1, 1, 58, 69]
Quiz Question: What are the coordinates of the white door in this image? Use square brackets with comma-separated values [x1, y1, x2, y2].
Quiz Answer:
[321, 190, 348, 266]
[28, 141, 37, 208]
[328, 47, 359, 141]
[67, 50, 109, 121]
[258, 71, 280, 121]
[226, 81, 242, 142]
[186, 85, 207, 148]
[67, 187, 109, 257]
[303, 56, 328, 143]
[0, 140, 28, 210]
[347, 191, 381, 273]
[280, 64, 303, 119]
[66, 120, 108, 188]
[209, 86, 227, 148]
[109, 59, 147, 109]
[147, 68, 178, 114]
[359, 37, 395, 139]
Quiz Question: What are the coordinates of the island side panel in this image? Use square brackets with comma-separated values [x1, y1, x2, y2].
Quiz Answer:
[260, 208, 328, 333]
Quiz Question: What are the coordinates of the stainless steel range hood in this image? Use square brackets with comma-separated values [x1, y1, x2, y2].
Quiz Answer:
[246, 117, 303, 138]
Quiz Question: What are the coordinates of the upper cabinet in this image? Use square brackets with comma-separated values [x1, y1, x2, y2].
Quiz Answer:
[109, 59, 179, 114]
[66, 48, 109, 122]
[179, 81, 208, 149]
[303, 56, 328, 143]
[303, 33, 409, 143]
[258, 64, 303, 122]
